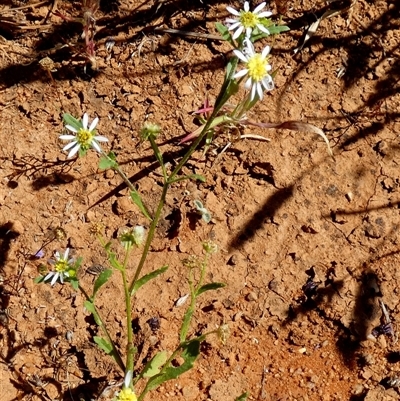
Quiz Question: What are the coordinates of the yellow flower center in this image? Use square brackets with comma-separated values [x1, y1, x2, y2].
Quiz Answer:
[77, 128, 94, 149]
[240, 11, 259, 28]
[54, 259, 70, 273]
[247, 54, 268, 82]
[116, 388, 137, 401]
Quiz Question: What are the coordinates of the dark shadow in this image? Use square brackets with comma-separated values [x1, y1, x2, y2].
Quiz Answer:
[228, 185, 294, 251]
[5, 154, 76, 190]
[351, 269, 381, 340]
[0, 222, 21, 270]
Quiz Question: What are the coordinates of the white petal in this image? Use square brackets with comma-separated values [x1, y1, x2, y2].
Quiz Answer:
[258, 11, 273, 18]
[228, 21, 241, 30]
[59, 134, 76, 140]
[245, 27, 252, 37]
[65, 125, 78, 133]
[63, 141, 78, 151]
[266, 64, 272, 71]
[67, 144, 81, 158]
[226, 18, 239, 23]
[59, 273, 64, 284]
[44, 272, 54, 282]
[82, 113, 89, 130]
[51, 272, 59, 286]
[262, 76, 274, 90]
[244, 2, 250, 12]
[232, 25, 244, 40]
[243, 39, 255, 55]
[94, 135, 109, 142]
[244, 77, 253, 90]
[124, 371, 133, 388]
[256, 82, 264, 100]
[254, 2, 266, 14]
[257, 24, 271, 35]
[226, 6, 240, 16]
[64, 248, 70, 259]
[91, 141, 102, 153]
[261, 45, 271, 58]
[233, 69, 248, 79]
[250, 83, 257, 101]
[89, 116, 99, 131]
[233, 49, 248, 63]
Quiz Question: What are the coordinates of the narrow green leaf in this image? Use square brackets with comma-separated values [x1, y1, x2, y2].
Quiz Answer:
[142, 351, 168, 378]
[197, 282, 226, 296]
[94, 336, 113, 354]
[180, 307, 194, 343]
[268, 25, 290, 34]
[34, 276, 45, 284]
[169, 174, 206, 184]
[149, 137, 164, 169]
[109, 252, 122, 271]
[131, 266, 168, 295]
[84, 300, 101, 325]
[130, 190, 152, 221]
[62, 113, 82, 131]
[215, 22, 233, 44]
[93, 269, 112, 298]
[70, 277, 79, 291]
[99, 151, 118, 170]
[235, 392, 249, 401]
[145, 340, 201, 392]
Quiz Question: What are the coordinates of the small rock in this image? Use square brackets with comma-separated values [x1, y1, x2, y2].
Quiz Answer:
[246, 291, 257, 301]
[113, 197, 135, 215]
[352, 384, 364, 395]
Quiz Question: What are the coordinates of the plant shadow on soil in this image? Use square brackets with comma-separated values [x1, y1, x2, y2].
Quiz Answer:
[0, 0, 227, 88]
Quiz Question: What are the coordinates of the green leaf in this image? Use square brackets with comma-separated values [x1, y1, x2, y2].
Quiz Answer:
[169, 174, 206, 184]
[93, 269, 112, 298]
[63, 113, 82, 131]
[94, 336, 113, 354]
[268, 25, 290, 34]
[34, 276, 45, 284]
[84, 300, 102, 325]
[142, 351, 168, 378]
[99, 152, 118, 170]
[145, 340, 201, 392]
[149, 137, 164, 169]
[197, 282, 226, 296]
[235, 392, 249, 401]
[108, 252, 122, 271]
[130, 190, 152, 221]
[180, 307, 194, 343]
[189, 174, 206, 182]
[131, 266, 168, 295]
[215, 22, 233, 44]
[70, 277, 79, 291]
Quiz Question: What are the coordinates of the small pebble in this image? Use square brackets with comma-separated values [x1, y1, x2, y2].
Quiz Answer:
[246, 292, 257, 301]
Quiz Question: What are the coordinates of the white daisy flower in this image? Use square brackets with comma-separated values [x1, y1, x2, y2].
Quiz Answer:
[60, 113, 109, 158]
[226, 1, 272, 40]
[44, 248, 76, 286]
[233, 39, 274, 101]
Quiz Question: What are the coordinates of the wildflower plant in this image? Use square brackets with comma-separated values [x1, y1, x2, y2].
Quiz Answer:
[60, 113, 109, 158]
[34, 3, 332, 401]
[180, 3, 332, 155]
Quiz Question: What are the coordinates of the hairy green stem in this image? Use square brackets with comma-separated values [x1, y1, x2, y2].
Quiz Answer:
[121, 247, 135, 374]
